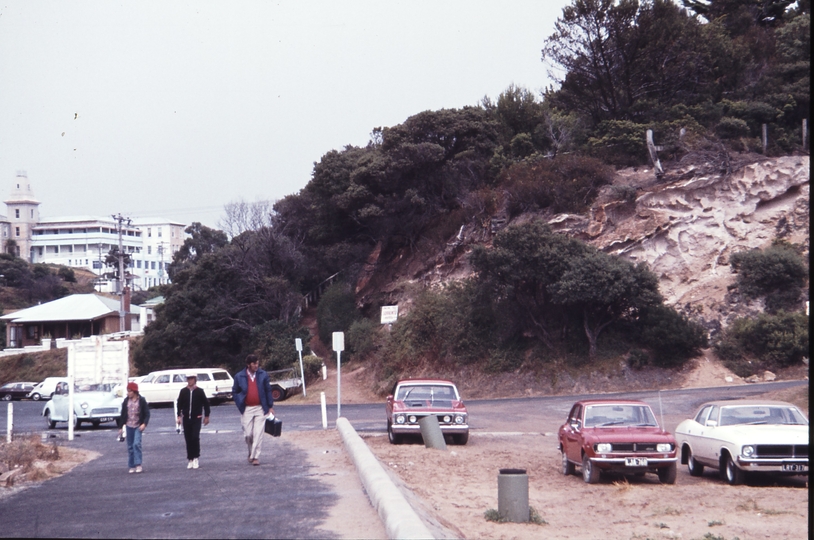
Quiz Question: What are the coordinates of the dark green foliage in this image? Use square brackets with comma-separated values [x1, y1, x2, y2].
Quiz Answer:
[636, 306, 709, 368]
[715, 116, 751, 139]
[248, 320, 310, 372]
[0, 254, 70, 303]
[347, 318, 377, 357]
[316, 283, 360, 346]
[57, 267, 76, 283]
[167, 222, 228, 280]
[729, 241, 808, 312]
[714, 311, 809, 374]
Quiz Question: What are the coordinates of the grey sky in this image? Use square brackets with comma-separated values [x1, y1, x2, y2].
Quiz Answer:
[1, 1, 567, 229]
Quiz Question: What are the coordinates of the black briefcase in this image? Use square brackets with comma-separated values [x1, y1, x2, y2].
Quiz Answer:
[264, 417, 282, 437]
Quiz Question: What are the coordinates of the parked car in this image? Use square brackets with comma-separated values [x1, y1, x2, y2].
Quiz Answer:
[386, 379, 469, 445]
[559, 399, 678, 484]
[136, 368, 234, 404]
[42, 381, 123, 428]
[27, 377, 70, 401]
[0, 381, 37, 401]
[674, 400, 809, 485]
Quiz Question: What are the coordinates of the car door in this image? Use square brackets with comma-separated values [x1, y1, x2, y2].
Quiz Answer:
[562, 404, 583, 462]
[694, 405, 720, 465]
[50, 382, 70, 421]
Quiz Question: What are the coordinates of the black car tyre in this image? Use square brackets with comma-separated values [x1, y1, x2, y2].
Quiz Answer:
[455, 431, 469, 445]
[270, 385, 285, 402]
[687, 449, 705, 476]
[31, 393, 42, 401]
[387, 421, 402, 445]
[658, 463, 677, 484]
[1, 394, 12, 401]
[582, 454, 600, 484]
[91, 420, 101, 428]
[45, 410, 56, 429]
[562, 451, 575, 476]
[724, 455, 745, 485]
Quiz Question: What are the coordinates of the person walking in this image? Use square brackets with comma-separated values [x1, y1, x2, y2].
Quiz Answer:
[232, 354, 274, 465]
[176, 374, 211, 470]
[117, 381, 150, 474]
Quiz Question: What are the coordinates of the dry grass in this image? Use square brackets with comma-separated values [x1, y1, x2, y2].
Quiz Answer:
[0, 348, 67, 386]
[0, 434, 60, 473]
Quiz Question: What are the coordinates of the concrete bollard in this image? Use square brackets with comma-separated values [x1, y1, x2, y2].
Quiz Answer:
[418, 415, 447, 450]
[498, 468, 529, 523]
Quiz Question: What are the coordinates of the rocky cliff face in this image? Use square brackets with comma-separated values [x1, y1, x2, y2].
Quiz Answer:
[357, 153, 810, 336]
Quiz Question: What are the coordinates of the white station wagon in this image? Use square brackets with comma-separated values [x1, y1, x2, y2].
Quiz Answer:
[675, 400, 809, 485]
[136, 368, 234, 404]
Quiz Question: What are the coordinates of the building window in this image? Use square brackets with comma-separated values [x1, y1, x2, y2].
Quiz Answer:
[158, 228, 162, 237]
[137, 260, 142, 268]
[147, 228, 152, 237]
[147, 246, 152, 255]
[93, 261, 102, 269]
[15, 209, 20, 219]
[30, 209, 34, 218]
[15, 227, 20, 237]
[151, 261, 156, 270]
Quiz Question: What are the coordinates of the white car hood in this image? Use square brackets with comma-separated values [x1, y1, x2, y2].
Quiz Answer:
[716, 424, 808, 444]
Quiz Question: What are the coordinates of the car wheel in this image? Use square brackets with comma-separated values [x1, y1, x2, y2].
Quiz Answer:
[45, 410, 56, 429]
[270, 385, 285, 402]
[582, 454, 600, 484]
[387, 422, 402, 445]
[687, 449, 704, 477]
[74, 418, 82, 428]
[455, 431, 469, 445]
[724, 455, 744, 486]
[561, 450, 575, 476]
[91, 420, 101, 428]
[31, 393, 42, 401]
[658, 463, 677, 484]
[1, 394, 12, 401]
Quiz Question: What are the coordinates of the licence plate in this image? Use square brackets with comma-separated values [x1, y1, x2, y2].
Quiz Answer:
[625, 457, 648, 466]
[98, 417, 113, 423]
[782, 464, 808, 472]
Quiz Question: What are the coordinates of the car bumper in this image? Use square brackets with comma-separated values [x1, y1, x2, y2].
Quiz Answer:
[390, 424, 469, 435]
[591, 456, 677, 469]
[736, 457, 808, 473]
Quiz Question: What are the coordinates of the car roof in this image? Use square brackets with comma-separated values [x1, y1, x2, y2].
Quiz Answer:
[698, 400, 801, 409]
[575, 399, 651, 407]
[395, 379, 456, 385]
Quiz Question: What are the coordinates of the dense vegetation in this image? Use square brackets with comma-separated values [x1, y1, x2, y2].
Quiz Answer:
[123, 0, 809, 380]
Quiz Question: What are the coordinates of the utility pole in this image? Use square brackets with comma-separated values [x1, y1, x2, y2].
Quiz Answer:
[112, 213, 131, 332]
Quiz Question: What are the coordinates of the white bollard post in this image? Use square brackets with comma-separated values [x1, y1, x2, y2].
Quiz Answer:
[320, 392, 328, 429]
[6, 403, 12, 443]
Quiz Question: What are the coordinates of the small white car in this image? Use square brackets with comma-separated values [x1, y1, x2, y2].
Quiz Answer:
[42, 381, 123, 429]
[675, 400, 809, 485]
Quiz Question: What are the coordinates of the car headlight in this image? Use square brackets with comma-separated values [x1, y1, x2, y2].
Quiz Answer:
[408, 415, 417, 424]
[442, 415, 451, 424]
[80, 402, 89, 410]
[595, 443, 612, 453]
[395, 414, 405, 424]
[454, 415, 465, 424]
[742, 445, 755, 457]
[657, 443, 673, 453]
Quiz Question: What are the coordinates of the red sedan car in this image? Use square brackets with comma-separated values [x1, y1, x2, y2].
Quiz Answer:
[559, 399, 678, 484]
[386, 379, 469, 445]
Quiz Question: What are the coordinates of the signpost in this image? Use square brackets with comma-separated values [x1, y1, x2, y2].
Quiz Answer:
[380, 305, 398, 325]
[332, 332, 344, 418]
[295, 338, 306, 397]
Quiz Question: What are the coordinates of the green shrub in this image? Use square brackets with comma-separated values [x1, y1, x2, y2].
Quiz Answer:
[347, 318, 378, 357]
[714, 312, 809, 370]
[299, 354, 324, 381]
[715, 117, 750, 139]
[248, 320, 311, 372]
[316, 282, 360, 345]
[729, 242, 807, 310]
[637, 306, 708, 368]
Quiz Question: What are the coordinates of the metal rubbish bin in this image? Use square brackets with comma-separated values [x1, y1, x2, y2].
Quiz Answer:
[498, 468, 529, 523]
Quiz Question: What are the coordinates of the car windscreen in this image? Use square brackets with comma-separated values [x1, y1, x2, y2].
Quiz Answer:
[212, 372, 231, 380]
[395, 385, 456, 403]
[584, 404, 658, 427]
[719, 405, 809, 426]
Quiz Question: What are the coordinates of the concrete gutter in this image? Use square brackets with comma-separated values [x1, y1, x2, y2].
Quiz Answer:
[336, 417, 435, 540]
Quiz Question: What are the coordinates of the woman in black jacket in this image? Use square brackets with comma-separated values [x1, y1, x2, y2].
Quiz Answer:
[176, 374, 211, 469]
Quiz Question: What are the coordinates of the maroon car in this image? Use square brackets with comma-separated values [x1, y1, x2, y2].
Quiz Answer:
[558, 399, 677, 484]
[386, 379, 469, 445]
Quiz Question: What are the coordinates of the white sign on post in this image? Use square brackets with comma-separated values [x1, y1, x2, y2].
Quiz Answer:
[295, 338, 306, 397]
[332, 332, 344, 418]
[380, 305, 398, 324]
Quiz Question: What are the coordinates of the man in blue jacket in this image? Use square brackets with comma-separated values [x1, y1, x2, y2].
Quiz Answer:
[232, 354, 275, 465]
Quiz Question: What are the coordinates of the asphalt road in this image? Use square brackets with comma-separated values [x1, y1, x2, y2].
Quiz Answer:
[0, 379, 808, 538]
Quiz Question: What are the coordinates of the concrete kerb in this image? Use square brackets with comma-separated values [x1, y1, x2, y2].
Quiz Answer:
[336, 417, 435, 540]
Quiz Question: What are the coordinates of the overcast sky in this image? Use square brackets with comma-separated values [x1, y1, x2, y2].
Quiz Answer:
[0, 1, 568, 229]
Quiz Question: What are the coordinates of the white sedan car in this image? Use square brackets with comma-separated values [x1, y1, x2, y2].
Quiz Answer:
[42, 381, 123, 429]
[675, 400, 808, 485]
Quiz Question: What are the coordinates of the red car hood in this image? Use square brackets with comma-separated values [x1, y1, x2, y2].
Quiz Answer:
[582, 426, 676, 443]
[391, 400, 467, 413]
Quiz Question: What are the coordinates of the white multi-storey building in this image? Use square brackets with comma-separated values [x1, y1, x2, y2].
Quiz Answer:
[2, 171, 186, 292]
